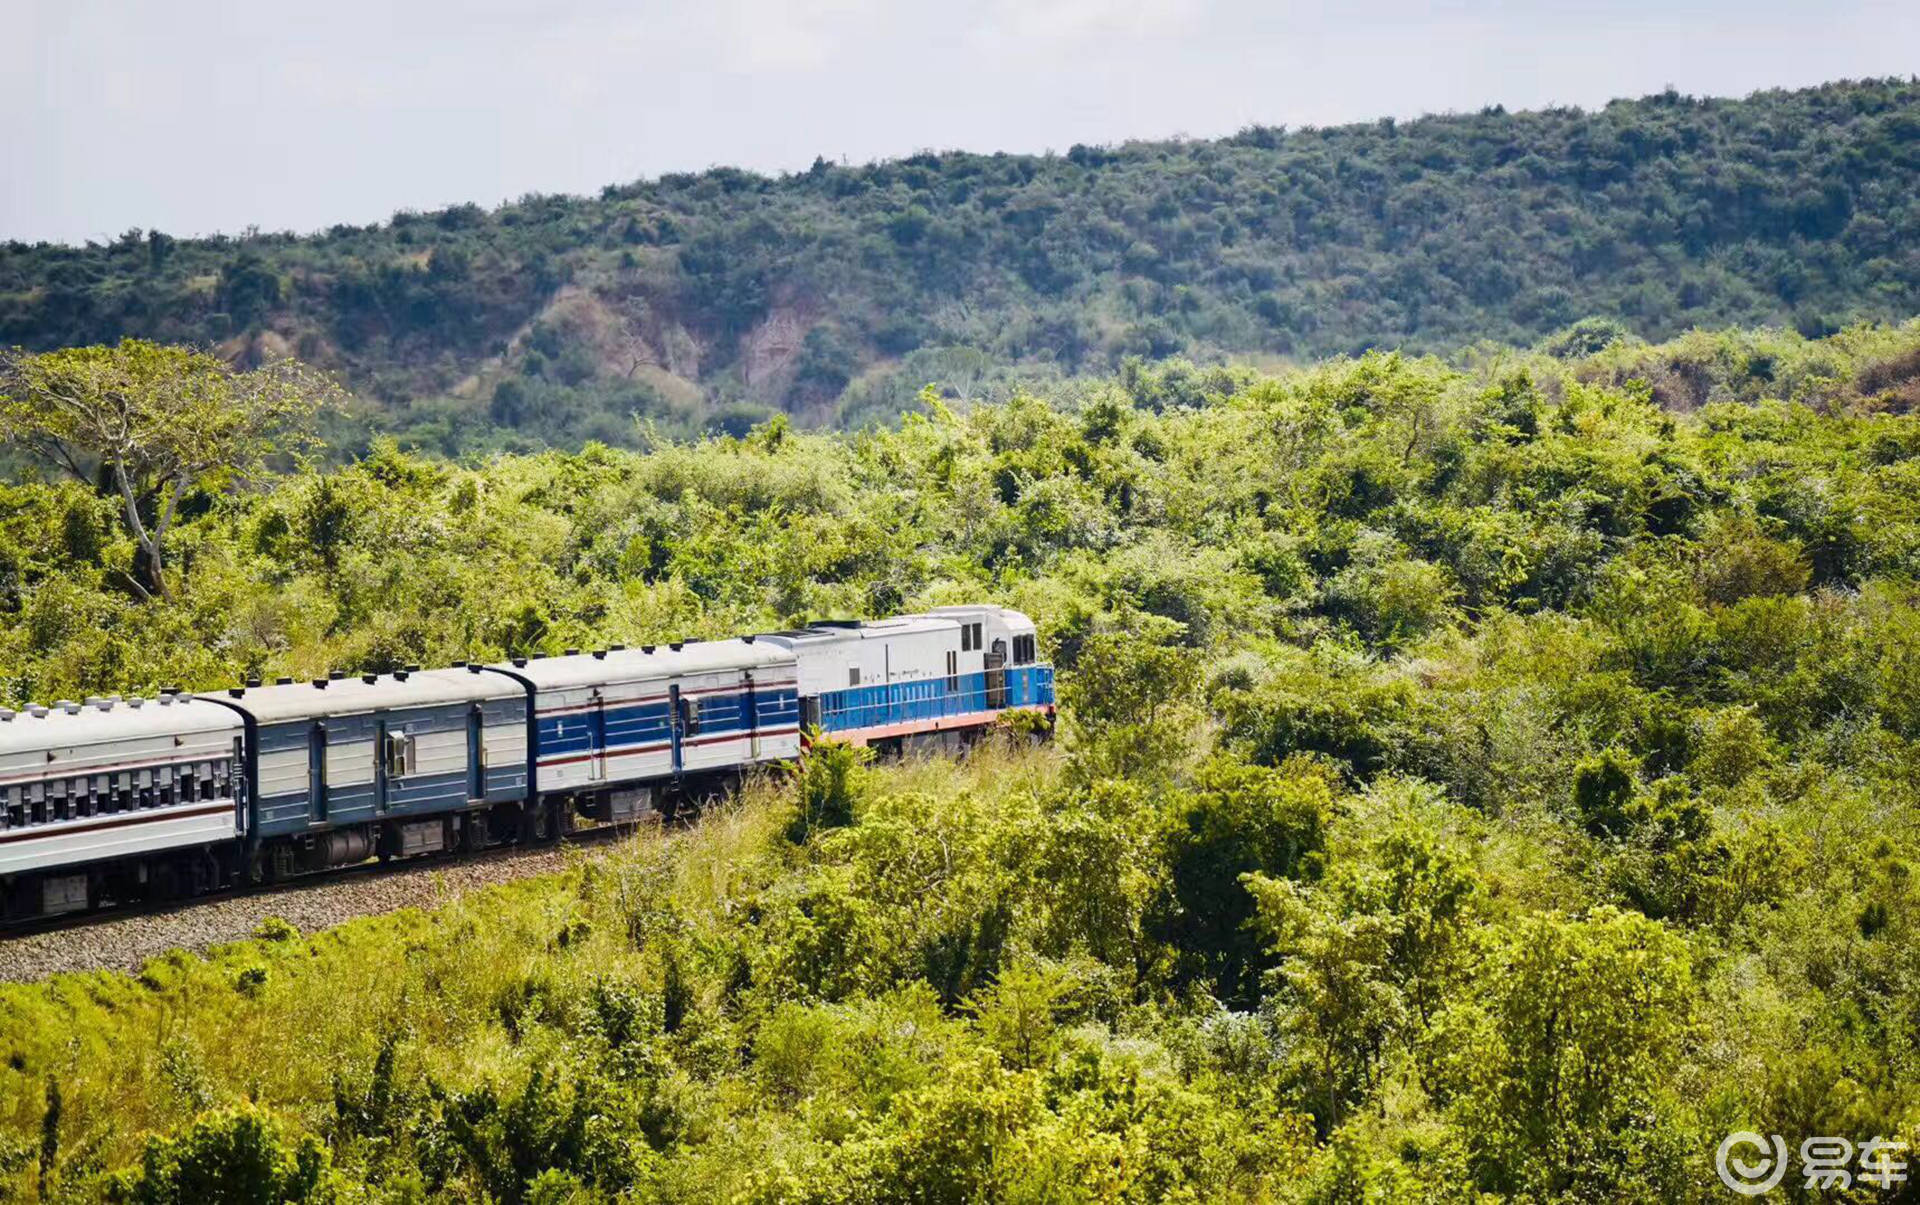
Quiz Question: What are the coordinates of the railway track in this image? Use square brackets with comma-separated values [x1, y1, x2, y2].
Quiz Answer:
[0, 823, 637, 984]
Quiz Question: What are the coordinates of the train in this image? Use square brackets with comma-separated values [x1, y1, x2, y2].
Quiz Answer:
[0, 605, 1053, 922]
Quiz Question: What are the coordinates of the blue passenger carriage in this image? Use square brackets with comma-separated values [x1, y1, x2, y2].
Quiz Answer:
[206, 668, 527, 876]
[486, 637, 800, 825]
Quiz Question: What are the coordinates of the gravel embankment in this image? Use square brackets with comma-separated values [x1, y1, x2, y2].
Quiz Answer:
[0, 840, 620, 984]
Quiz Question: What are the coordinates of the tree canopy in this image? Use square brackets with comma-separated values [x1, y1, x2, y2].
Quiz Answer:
[3, 319, 1920, 1196]
[3, 79, 1918, 451]
[0, 339, 332, 596]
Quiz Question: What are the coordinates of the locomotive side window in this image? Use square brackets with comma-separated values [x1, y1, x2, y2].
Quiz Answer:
[962, 624, 973, 652]
[849, 667, 861, 687]
[947, 651, 959, 692]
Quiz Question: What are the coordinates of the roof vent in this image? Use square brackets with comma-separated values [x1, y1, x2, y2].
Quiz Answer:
[229, 687, 246, 698]
[641, 645, 655, 654]
[361, 673, 377, 684]
[246, 676, 262, 688]
[58, 700, 80, 715]
[669, 642, 684, 651]
[329, 670, 344, 681]
[26, 705, 47, 718]
[592, 650, 607, 660]
[313, 679, 329, 689]
[609, 643, 626, 652]
[127, 697, 145, 709]
[157, 694, 173, 706]
[565, 648, 580, 657]
[0, 709, 13, 722]
[512, 657, 528, 668]
[467, 663, 482, 674]
[277, 676, 293, 685]
[394, 670, 410, 681]
[742, 634, 756, 644]
[531, 652, 547, 660]
[406, 664, 422, 673]
[85, 696, 107, 710]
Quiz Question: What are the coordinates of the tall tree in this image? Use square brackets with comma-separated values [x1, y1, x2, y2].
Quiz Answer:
[0, 338, 334, 598]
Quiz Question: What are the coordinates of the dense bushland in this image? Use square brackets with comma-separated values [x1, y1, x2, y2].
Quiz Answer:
[5, 319, 1920, 1197]
[5, 79, 1919, 448]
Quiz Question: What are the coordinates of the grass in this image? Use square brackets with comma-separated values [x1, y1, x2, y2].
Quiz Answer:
[0, 740, 1063, 1191]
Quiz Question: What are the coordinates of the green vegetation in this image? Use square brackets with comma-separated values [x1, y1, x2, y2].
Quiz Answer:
[3, 317, 1920, 1197]
[5, 79, 1920, 450]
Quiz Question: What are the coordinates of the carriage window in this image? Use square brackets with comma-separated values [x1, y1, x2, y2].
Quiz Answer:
[384, 733, 416, 779]
[971, 623, 983, 651]
[2, 787, 17, 829]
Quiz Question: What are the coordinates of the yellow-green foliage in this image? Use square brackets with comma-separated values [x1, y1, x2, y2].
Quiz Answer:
[8, 322, 1920, 1198]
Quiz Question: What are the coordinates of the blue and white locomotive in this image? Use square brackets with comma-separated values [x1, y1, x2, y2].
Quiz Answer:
[0, 605, 1051, 921]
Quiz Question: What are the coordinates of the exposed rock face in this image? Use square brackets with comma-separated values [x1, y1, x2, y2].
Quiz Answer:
[741, 302, 821, 401]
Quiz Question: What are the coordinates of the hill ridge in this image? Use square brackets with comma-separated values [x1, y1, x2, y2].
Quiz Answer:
[4, 77, 1918, 451]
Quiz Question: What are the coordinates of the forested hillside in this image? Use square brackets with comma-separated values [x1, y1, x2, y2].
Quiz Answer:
[4, 79, 1919, 450]
[6, 321, 1920, 1197]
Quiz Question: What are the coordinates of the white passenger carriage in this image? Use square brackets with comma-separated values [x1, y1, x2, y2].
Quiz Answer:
[0, 693, 244, 916]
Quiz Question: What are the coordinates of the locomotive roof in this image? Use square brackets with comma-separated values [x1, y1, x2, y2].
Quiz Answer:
[0, 693, 241, 754]
[486, 637, 796, 691]
[758, 613, 960, 648]
[928, 605, 1038, 632]
[198, 666, 521, 725]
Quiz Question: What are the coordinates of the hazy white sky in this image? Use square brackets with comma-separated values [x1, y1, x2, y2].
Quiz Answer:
[4, 0, 1916, 245]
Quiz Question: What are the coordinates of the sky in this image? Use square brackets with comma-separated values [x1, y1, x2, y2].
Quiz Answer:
[4, 0, 1916, 246]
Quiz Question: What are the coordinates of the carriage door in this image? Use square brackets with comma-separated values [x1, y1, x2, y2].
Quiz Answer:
[373, 718, 391, 813]
[587, 689, 607, 782]
[744, 672, 760, 760]
[986, 639, 1009, 709]
[234, 736, 249, 836]
[467, 704, 486, 801]
[668, 684, 686, 776]
[309, 723, 328, 823]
